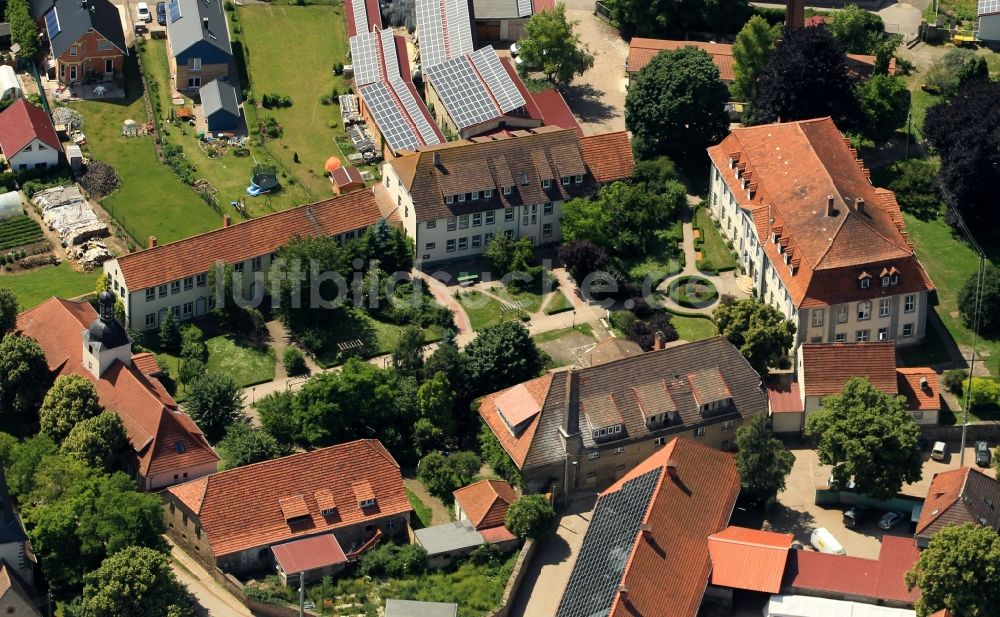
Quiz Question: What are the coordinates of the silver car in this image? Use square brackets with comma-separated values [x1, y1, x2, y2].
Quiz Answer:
[878, 511, 906, 531]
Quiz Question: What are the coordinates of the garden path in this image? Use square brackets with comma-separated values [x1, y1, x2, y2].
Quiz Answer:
[403, 476, 452, 526]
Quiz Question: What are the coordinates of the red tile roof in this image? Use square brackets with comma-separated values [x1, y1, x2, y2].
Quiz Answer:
[579, 132, 634, 183]
[768, 378, 803, 413]
[609, 439, 740, 617]
[115, 191, 382, 291]
[783, 536, 920, 604]
[343, 0, 382, 36]
[897, 367, 940, 411]
[0, 99, 60, 156]
[453, 479, 517, 530]
[478, 373, 554, 468]
[17, 298, 218, 479]
[131, 352, 161, 375]
[707, 118, 933, 309]
[707, 526, 793, 593]
[271, 534, 347, 574]
[916, 467, 1000, 539]
[627, 39, 735, 81]
[330, 166, 365, 188]
[167, 439, 410, 557]
[479, 525, 517, 544]
[801, 341, 898, 397]
[531, 88, 582, 137]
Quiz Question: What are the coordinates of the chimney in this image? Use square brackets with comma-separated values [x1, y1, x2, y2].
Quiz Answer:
[432, 151, 441, 167]
[653, 330, 665, 352]
[920, 376, 930, 391]
[826, 194, 835, 217]
[202, 17, 209, 29]
[665, 459, 679, 479]
[223, 214, 231, 227]
[856, 197, 866, 215]
[148, 235, 157, 249]
[562, 368, 580, 437]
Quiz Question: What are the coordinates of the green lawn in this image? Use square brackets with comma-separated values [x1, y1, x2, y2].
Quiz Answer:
[235, 4, 352, 198]
[0, 262, 95, 310]
[544, 289, 573, 315]
[406, 489, 434, 530]
[694, 207, 738, 272]
[670, 314, 716, 342]
[313, 310, 445, 367]
[151, 333, 275, 400]
[532, 323, 594, 344]
[456, 290, 509, 331]
[626, 220, 684, 284]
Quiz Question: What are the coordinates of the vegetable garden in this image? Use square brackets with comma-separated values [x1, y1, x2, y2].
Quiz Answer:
[0, 216, 44, 251]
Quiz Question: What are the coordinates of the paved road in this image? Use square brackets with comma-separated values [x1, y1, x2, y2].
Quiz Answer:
[170, 540, 253, 617]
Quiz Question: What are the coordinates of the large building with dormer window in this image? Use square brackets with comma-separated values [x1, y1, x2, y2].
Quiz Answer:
[706, 117, 934, 350]
[477, 336, 767, 493]
[379, 127, 634, 266]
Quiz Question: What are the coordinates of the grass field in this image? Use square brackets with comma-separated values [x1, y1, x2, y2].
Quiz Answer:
[235, 4, 352, 198]
[532, 323, 594, 344]
[152, 333, 276, 400]
[0, 262, 95, 310]
[406, 489, 434, 530]
[314, 310, 445, 367]
[694, 207, 738, 272]
[544, 289, 573, 315]
[456, 290, 510, 331]
[670, 314, 717, 342]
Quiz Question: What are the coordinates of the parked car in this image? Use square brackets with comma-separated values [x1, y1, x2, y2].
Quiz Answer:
[810, 528, 846, 555]
[137, 2, 152, 22]
[156, 1, 166, 25]
[878, 511, 906, 531]
[931, 441, 948, 461]
[976, 441, 992, 467]
[844, 505, 871, 529]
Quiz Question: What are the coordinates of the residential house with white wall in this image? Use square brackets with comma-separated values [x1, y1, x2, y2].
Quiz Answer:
[0, 99, 60, 171]
[379, 126, 633, 266]
[706, 117, 934, 351]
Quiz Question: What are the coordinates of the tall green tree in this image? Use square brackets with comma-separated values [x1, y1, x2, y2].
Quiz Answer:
[417, 372, 456, 436]
[517, 3, 594, 85]
[478, 421, 522, 486]
[77, 546, 195, 617]
[805, 377, 922, 501]
[6, 0, 40, 61]
[483, 235, 534, 277]
[61, 412, 131, 474]
[905, 523, 1000, 617]
[184, 373, 245, 443]
[734, 415, 794, 501]
[0, 333, 50, 432]
[505, 494, 555, 540]
[348, 220, 414, 275]
[608, 0, 751, 39]
[713, 299, 795, 376]
[463, 322, 542, 396]
[959, 263, 1000, 336]
[732, 15, 780, 101]
[292, 359, 395, 445]
[3, 433, 57, 498]
[855, 74, 910, 142]
[625, 47, 730, 161]
[0, 287, 17, 334]
[392, 325, 425, 378]
[158, 309, 181, 353]
[827, 5, 886, 54]
[39, 374, 103, 443]
[216, 422, 288, 470]
[255, 390, 298, 443]
[416, 450, 481, 499]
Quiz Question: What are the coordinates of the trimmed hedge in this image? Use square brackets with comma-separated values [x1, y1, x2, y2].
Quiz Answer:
[667, 275, 718, 308]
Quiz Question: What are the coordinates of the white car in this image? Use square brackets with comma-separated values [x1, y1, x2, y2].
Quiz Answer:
[810, 528, 846, 555]
[137, 2, 152, 22]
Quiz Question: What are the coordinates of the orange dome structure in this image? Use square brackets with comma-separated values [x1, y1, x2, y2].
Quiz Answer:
[325, 156, 342, 172]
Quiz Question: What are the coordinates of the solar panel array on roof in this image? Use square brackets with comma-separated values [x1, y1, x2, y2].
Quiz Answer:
[416, 0, 447, 67]
[45, 9, 60, 36]
[445, 0, 474, 57]
[380, 29, 401, 79]
[425, 56, 501, 130]
[390, 81, 439, 144]
[352, 0, 368, 35]
[555, 468, 662, 617]
[516, 0, 532, 17]
[350, 31, 382, 86]
[168, 0, 182, 22]
[360, 82, 422, 152]
[980, 0, 1000, 15]
[470, 47, 526, 113]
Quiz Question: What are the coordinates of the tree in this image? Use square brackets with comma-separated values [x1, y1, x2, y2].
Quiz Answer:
[732, 15, 780, 101]
[4, 433, 57, 499]
[559, 240, 610, 285]
[885, 159, 941, 220]
[504, 494, 555, 540]
[828, 4, 886, 54]
[959, 263, 1000, 336]
[348, 220, 414, 276]
[608, 0, 751, 39]
[184, 373, 245, 443]
[6, 0, 40, 61]
[625, 47, 730, 161]
[805, 377, 922, 501]
[905, 523, 1000, 617]
[463, 322, 542, 396]
[39, 374, 102, 443]
[158, 309, 181, 353]
[713, 299, 795, 375]
[479, 421, 522, 486]
[282, 346, 308, 376]
[748, 25, 858, 127]
[735, 415, 794, 501]
[924, 80, 1000, 228]
[177, 357, 206, 390]
[179, 324, 208, 363]
[77, 546, 194, 617]
[855, 74, 910, 142]
[412, 418, 444, 455]
[417, 372, 456, 436]
[216, 422, 287, 469]
[484, 235, 534, 277]
[0, 288, 16, 334]
[0, 333, 50, 432]
[449, 450, 482, 487]
[923, 48, 983, 97]
[392, 325, 425, 378]
[61, 412, 131, 473]
[416, 450, 481, 498]
[292, 359, 396, 446]
[256, 390, 298, 443]
[517, 3, 593, 85]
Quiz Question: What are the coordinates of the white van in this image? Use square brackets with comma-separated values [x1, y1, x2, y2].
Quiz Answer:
[931, 441, 948, 461]
[810, 528, 846, 555]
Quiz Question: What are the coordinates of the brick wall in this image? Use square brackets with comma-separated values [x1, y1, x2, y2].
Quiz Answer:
[175, 63, 229, 90]
[55, 30, 123, 82]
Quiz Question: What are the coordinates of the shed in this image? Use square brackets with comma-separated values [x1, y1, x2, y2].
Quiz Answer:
[271, 534, 348, 585]
[413, 520, 485, 569]
[65, 144, 83, 170]
[0, 191, 21, 221]
[385, 599, 458, 617]
[199, 80, 239, 132]
[330, 165, 365, 195]
[0, 66, 21, 102]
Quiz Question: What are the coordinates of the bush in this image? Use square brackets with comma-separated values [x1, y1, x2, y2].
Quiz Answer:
[333, 62, 344, 75]
[968, 378, 1000, 409]
[505, 494, 555, 540]
[609, 309, 637, 334]
[943, 369, 967, 395]
[260, 93, 293, 109]
[358, 543, 427, 578]
[283, 347, 308, 376]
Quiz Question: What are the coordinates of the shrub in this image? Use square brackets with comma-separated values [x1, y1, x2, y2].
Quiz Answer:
[943, 369, 967, 395]
[968, 378, 1000, 409]
[505, 494, 555, 540]
[609, 309, 637, 334]
[283, 347, 308, 376]
[358, 543, 427, 578]
[333, 62, 344, 75]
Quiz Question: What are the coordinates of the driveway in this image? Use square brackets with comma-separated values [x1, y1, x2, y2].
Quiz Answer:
[169, 540, 252, 617]
[560, 9, 628, 136]
[507, 494, 596, 617]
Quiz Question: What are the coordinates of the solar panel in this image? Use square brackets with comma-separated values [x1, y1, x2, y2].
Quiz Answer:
[470, 47, 526, 113]
[425, 55, 501, 130]
[555, 468, 662, 617]
[516, 0, 532, 18]
[168, 0, 182, 22]
[45, 9, 60, 37]
[360, 82, 422, 152]
[444, 0, 474, 57]
[350, 32, 382, 86]
[351, 0, 368, 35]
[379, 29, 401, 81]
[980, 0, 1000, 14]
[389, 80, 441, 146]
[416, 0, 447, 68]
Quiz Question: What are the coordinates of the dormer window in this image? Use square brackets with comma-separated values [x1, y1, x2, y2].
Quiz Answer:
[359, 498, 375, 508]
[458, 193, 466, 203]
[542, 179, 551, 189]
[321, 507, 337, 516]
[518, 172, 528, 185]
[890, 274, 899, 285]
[859, 271, 871, 289]
[446, 195, 454, 204]
[882, 276, 890, 287]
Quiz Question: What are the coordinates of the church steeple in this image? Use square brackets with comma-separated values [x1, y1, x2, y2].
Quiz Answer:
[82, 292, 131, 378]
